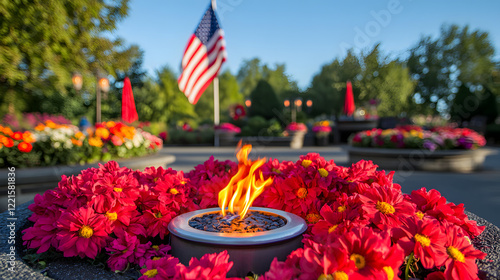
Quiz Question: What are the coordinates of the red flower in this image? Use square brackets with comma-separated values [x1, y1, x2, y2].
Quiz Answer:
[139, 256, 180, 280]
[4, 137, 14, 148]
[359, 185, 415, 230]
[175, 251, 235, 280]
[393, 217, 448, 269]
[12, 131, 23, 140]
[106, 232, 144, 271]
[22, 210, 61, 254]
[442, 225, 486, 280]
[56, 207, 110, 259]
[337, 227, 404, 279]
[426, 271, 445, 280]
[142, 204, 177, 239]
[282, 176, 321, 217]
[260, 258, 301, 280]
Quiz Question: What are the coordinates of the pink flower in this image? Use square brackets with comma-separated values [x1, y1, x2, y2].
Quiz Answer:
[111, 135, 123, 146]
[106, 232, 144, 271]
[56, 207, 110, 259]
[139, 256, 180, 280]
[175, 251, 235, 280]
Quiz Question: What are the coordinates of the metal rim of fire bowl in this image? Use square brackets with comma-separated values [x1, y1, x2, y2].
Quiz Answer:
[168, 207, 307, 246]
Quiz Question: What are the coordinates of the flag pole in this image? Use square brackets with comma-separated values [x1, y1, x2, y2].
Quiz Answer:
[212, 0, 220, 147]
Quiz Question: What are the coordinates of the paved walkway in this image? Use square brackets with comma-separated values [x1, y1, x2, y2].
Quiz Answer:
[161, 145, 500, 227]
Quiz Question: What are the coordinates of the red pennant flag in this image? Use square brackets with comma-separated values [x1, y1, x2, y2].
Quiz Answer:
[121, 77, 138, 123]
[343, 81, 356, 116]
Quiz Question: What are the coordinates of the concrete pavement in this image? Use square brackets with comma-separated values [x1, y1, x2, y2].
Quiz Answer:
[161, 145, 500, 227]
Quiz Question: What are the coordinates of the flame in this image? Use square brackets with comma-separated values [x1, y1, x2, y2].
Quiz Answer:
[218, 143, 273, 219]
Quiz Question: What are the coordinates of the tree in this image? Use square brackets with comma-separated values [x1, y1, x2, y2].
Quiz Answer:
[194, 70, 244, 123]
[307, 50, 362, 116]
[237, 58, 298, 99]
[0, 0, 137, 117]
[248, 80, 281, 120]
[356, 45, 415, 117]
[408, 24, 496, 114]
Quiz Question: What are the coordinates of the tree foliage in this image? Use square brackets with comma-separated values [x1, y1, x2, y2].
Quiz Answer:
[248, 80, 281, 120]
[0, 0, 139, 116]
[237, 58, 298, 99]
[408, 24, 496, 114]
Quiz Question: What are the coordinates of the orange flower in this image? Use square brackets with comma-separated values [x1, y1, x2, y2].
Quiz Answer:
[106, 121, 116, 128]
[75, 131, 84, 139]
[71, 138, 83, 146]
[89, 136, 103, 147]
[4, 137, 14, 148]
[35, 124, 46, 131]
[95, 127, 110, 139]
[45, 120, 57, 128]
[17, 141, 33, 153]
[2, 127, 13, 136]
[22, 131, 36, 143]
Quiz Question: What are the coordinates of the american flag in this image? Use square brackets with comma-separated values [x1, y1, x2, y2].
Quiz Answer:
[178, 4, 227, 105]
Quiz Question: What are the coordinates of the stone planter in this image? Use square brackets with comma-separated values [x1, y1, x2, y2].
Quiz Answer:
[2, 201, 499, 280]
[0, 152, 176, 212]
[289, 131, 306, 149]
[348, 146, 496, 173]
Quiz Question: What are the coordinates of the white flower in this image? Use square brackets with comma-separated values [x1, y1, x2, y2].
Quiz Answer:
[53, 142, 61, 148]
[125, 141, 134, 149]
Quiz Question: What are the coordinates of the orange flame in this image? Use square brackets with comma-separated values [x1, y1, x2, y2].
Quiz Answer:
[218, 143, 273, 219]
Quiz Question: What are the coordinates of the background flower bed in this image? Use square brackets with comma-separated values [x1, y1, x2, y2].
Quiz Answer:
[19, 151, 490, 280]
[350, 126, 486, 151]
[0, 121, 162, 168]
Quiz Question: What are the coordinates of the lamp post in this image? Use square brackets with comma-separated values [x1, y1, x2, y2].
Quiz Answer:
[72, 72, 110, 124]
[284, 98, 303, 123]
[306, 99, 313, 114]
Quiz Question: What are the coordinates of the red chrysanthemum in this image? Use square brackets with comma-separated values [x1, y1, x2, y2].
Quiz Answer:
[141, 204, 177, 239]
[337, 227, 404, 279]
[175, 251, 236, 280]
[17, 141, 33, 152]
[359, 185, 416, 229]
[106, 232, 144, 271]
[394, 217, 448, 269]
[22, 210, 61, 254]
[442, 225, 486, 280]
[282, 176, 322, 217]
[139, 256, 180, 280]
[56, 207, 110, 259]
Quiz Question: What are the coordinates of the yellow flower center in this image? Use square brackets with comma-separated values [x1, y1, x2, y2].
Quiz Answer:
[414, 233, 431, 247]
[416, 211, 424, 220]
[106, 212, 118, 221]
[152, 257, 161, 261]
[154, 212, 163, 219]
[297, 187, 308, 199]
[302, 160, 312, 168]
[169, 188, 179, 195]
[152, 245, 159, 251]
[317, 274, 333, 280]
[328, 224, 338, 234]
[332, 271, 349, 280]
[337, 205, 347, 213]
[376, 201, 395, 214]
[318, 168, 329, 177]
[350, 253, 366, 269]
[383, 266, 394, 280]
[114, 187, 123, 192]
[271, 168, 281, 174]
[306, 213, 322, 224]
[143, 268, 158, 278]
[447, 246, 465, 263]
[78, 225, 94, 238]
[122, 249, 128, 253]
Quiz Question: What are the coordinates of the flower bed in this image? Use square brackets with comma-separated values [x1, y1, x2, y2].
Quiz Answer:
[348, 126, 491, 172]
[350, 126, 486, 151]
[18, 153, 492, 279]
[0, 121, 163, 168]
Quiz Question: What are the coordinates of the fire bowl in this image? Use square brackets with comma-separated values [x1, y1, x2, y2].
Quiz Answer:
[168, 207, 307, 277]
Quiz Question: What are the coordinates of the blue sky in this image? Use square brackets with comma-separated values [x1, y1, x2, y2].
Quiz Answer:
[112, 0, 500, 89]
